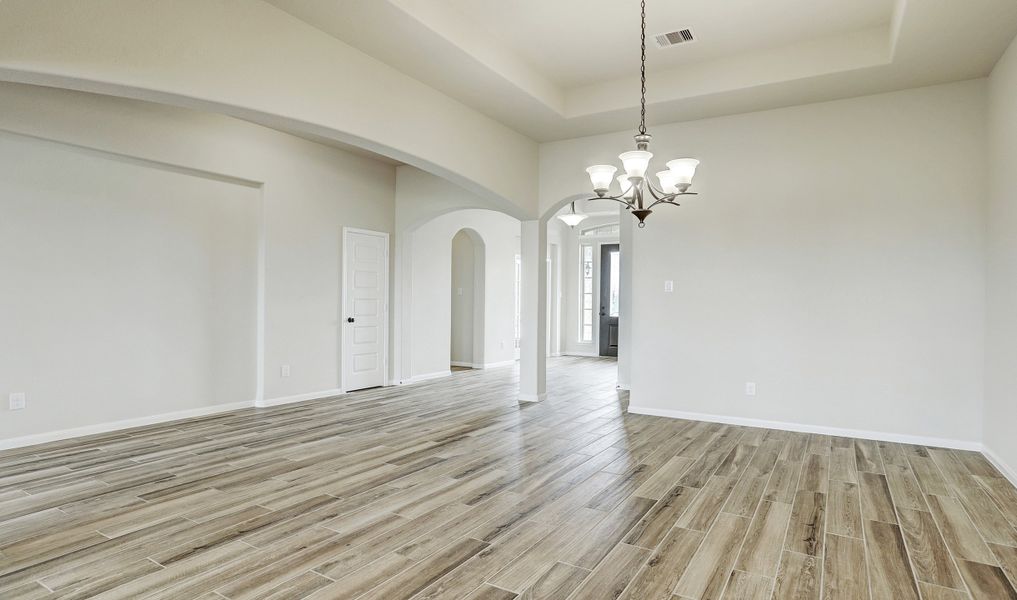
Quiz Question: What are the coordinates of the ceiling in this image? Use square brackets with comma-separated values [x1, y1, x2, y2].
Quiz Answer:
[267, 0, 1017, 142]
[445, 0, 893, 88]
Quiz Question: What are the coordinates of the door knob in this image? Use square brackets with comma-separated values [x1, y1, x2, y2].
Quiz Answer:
[347, 317, 355, 323]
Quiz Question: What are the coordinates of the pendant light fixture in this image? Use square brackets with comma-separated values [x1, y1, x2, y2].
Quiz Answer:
[557, 201, 588, 228]
[582, 0, 701, 228]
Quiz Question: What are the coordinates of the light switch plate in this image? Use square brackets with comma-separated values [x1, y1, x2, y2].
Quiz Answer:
[745, 382, 757, 396]
[664, 280, 674, 292]
[281, 365, 291, 378]
[9, 393, 26, 410]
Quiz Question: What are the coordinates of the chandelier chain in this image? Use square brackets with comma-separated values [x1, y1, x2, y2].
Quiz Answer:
[639, 0, 647, 135]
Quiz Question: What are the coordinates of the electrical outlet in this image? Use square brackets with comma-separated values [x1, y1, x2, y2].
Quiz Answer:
[500, 340, 506, 349]
[664, 280, 674, 292]
[745, 382, 756, 396]
[9, 393, 26, 410]
[281, 365, 291, 378]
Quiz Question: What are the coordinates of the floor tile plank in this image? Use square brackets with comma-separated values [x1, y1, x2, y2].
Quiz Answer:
[519, 562, 590, 600]
[897, 507, 964, 590]
[734, 500, 792, 576]
[827, 481, 862, 539]
[673, 513, 749, 600]
[823, 534, 870, 600]
[926, 494, 998, 565]
[720, 570, 772, 600]
[772, 551, 820, 600]
[864, 519, 920, 600]
[562, 543, 648, 600]
[955, 560, 1017, 600]
[785, 491, 826, 557]
[619, 527, 704, 600]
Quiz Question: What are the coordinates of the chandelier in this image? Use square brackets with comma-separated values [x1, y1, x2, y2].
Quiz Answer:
[581, 0, 700, 228]
[558, 201, 587, 228]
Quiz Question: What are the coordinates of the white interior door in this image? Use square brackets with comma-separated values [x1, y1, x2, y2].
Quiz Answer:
[343, 229, 388, 391]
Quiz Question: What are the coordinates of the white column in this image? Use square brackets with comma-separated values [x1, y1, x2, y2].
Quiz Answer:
[392, 232, 414, 385]
[519, 220, 547, 402]
[617, 208, 633, 390]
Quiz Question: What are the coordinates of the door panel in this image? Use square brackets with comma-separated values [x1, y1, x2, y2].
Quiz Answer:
[599, 244, 620, 357]
[344, 230, 387, 391]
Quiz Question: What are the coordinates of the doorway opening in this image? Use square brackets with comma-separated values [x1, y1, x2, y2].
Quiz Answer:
[569, 219, 622, 360]
[599, 243, 620, 357]
[450, 228, 485, 371]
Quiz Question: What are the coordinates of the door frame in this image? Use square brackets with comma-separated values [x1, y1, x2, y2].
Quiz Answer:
[341, 227, 390, 392]
[598, 243, 620, 357]
[576, 237, 619, 355]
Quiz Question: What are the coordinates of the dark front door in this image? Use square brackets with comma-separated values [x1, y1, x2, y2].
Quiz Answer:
[599, 244, 620, 357]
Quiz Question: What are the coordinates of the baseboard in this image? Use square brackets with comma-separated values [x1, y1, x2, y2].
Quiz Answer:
[563, 351, 600, 358]
[406, 370, 452, 384]
[482, 360, 517, 369]
[627, 405, 983, 451]
[255, 388, 343, 408]
[2, 386, 350, 451]
[0, 400, 253, 451]
[518, 392, 547, 403]
[982, 444, 1017, 489]
[450, 360, 516, 370]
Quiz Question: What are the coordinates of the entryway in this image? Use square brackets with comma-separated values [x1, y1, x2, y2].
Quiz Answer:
[599, 243, 620, 357]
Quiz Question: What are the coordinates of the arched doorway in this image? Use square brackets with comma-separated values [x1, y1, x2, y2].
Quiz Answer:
[544, 199, 631, 389]
[450, 228, 486, 369]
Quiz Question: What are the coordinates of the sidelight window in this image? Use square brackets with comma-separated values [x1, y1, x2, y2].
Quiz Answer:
[580, 245, 594, 342]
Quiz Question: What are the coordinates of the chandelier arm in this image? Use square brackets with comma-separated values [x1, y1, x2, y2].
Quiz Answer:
[646, 198, 679, 210]
[644, 178, 668, 200]
[586, 195, 635, 208]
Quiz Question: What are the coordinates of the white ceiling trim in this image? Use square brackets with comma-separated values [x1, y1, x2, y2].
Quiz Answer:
[267, 0, 1017, 141]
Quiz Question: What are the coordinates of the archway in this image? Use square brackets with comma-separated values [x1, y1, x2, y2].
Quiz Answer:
[395, 208, 520, 385]
[450, 228, 486, 370]
[543, 197, 632, 390]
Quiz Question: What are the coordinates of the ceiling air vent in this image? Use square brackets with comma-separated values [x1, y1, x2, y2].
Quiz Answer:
[653, 28, 696, 49]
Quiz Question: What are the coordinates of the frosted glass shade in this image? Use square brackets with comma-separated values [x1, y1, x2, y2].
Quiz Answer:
[617, 175, 636, 200]
[666, 158, 700, 185]
[619, 150, 652, 178]
[585, 164, 617, 193]
[558, 212, 587, 228]
[656, 170, 678, 194]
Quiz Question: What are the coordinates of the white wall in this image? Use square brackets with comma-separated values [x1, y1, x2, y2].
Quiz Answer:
[406, 210, 520, 379]
[986, 35, 1017, 475]
[542, 80, 988, 445]
[0, 82, 396, 441]
[0, 133, 258, 439]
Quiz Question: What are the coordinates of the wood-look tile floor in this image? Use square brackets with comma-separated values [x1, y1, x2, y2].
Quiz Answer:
[2, 357, 1017, 599]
